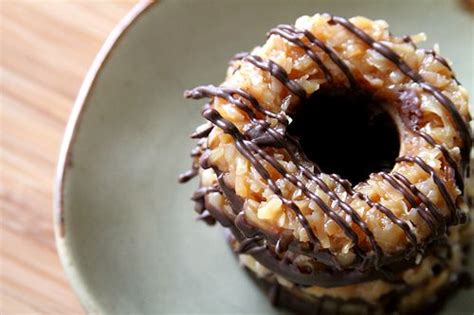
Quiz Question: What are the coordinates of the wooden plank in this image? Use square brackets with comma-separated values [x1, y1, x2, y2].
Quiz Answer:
[0, 1, 137, 313]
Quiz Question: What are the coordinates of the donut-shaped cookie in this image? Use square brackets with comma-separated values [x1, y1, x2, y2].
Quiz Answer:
[180, 13, 472, 313]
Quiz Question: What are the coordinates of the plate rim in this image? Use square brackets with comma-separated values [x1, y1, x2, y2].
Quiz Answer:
[53, 0, 156, 312]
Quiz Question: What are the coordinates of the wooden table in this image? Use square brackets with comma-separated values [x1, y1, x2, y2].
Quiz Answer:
[1, 2, 136, 313]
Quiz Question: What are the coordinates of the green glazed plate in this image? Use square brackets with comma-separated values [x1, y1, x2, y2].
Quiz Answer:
[55, 0, 473, 313]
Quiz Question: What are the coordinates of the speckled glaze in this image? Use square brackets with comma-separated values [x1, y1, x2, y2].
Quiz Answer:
[54, 0, 473, 314]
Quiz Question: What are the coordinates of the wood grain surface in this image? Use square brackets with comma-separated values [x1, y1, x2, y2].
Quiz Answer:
[1, 1, 137, 313]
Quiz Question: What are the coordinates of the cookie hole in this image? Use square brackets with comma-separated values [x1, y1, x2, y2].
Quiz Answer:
[287, 90, 400, 184]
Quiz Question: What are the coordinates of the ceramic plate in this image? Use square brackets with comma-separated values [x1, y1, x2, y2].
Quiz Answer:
[55, 0, 474, 313]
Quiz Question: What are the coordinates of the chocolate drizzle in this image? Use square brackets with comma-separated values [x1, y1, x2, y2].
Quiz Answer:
[329, 15, 471, 163]
[378, 172, 437, 233]
[393, 171, 447, 235]
[230, 51, 250, 62]
[187, 86, 385, 265]
[180, 14, 471, 288]
[178, 167, 198, 183]
[230, 229, 471, 315]
[269, 24, 357, 88]
[413, 128, 464, 191]
[353, 191, 418, 253]
[190, 124, 213, 139]
[201, 106, 326, 252]
[396, 156, 463, 224]
[424, 49, 461, 85]
[267, 26, 333, 83]
[244, 55, 307, 99]
[185, 85, 289, 124]
[204, 173, 457, 287]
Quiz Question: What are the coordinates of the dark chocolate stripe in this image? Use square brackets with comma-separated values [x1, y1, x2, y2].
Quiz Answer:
[244, 244, 269, 255]
[230, 51, 250, 61]
[229, 204, 342, 266]
[413, 128, 464, 191]
[283, 24, 357, 88]
[187, 85, 255, 118]
[185, 85, 288, 124]
[204, 105, 363, 265]
[329, 173, 353, 193]
[190, 124, 213, 139]
[402, 37, 460, 85]
[178, 168, 198, 183]
[392, 172, 446, 235]
[231, 88, 290, 124]
[288, 164, 381, 258]
[424, 49, 460, 85]
[195, 210, 217, 225]
[236, 235, 264, 253]
[207, 176, 457, 286]
[270, 24, 356, 88]
[417, 83, 471, 163]
[396, 156, 458, 224]
[330, 15, 471, 162]
[179, 141, 206, 183]
[201, 106, 325, 252]
[425, 49, 452, 71]
[245, 55, 307, 99]
[402, 35, 417, 49]
[378, 173, 418, 208]
[245, 139, 361, 249]
[187, 85, 382, 259]
[192, 186, 220, 201]
[187, 85, 316, 180]
[378, 172, 437, 232]
[191, 185, 221, 226]
[332, 171, 419, 251]
[189, 147, 199, 158]
[301, 174, 382, 258]
[205, 103, 381, 265]
[215, 180, 337, 268]
[354, 192, 418, 250]
[267, 27, 333, 83]
[275, 230, 294, 255]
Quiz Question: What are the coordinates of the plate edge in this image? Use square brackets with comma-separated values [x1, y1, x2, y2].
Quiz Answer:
[53, 0, 157, 313]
